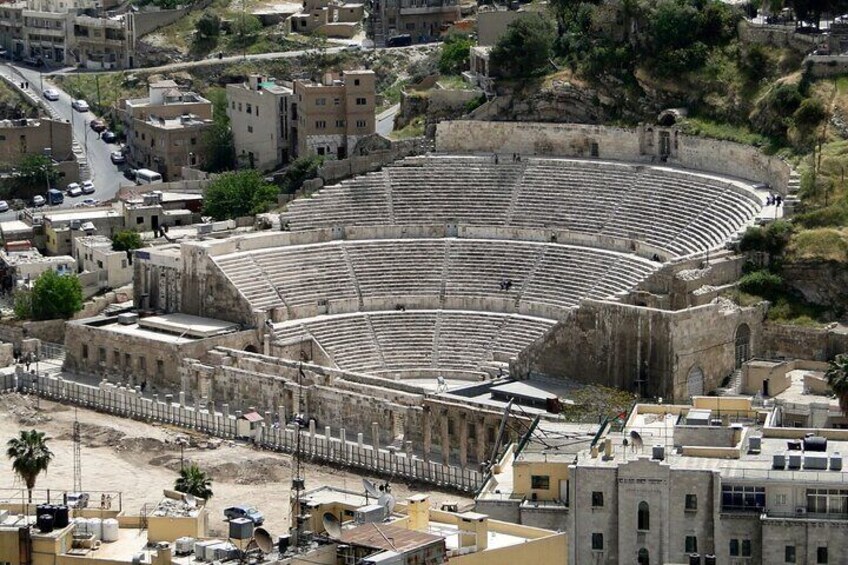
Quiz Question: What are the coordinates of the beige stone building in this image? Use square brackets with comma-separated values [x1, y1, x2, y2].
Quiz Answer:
[291, 70, 375, 159]
[72, 234, 132, 289]
[121, 81, 213, 181]
[71, 14, 129, 69]
[368, 0, 459, 46]
[226, 74, 292, 171]
[0, 118, 79, 188]
[288, 0, 362, 37]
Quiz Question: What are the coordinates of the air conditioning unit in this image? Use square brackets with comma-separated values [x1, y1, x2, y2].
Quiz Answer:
[197, 223, 213, 235]
[795, 506, 807, 516]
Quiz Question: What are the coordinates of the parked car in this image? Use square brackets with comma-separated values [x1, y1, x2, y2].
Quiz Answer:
[42, 88, 59, 101]
[65, 492, 89, 508]
[101, 130, 117, 143]
[110, 151, 126, 165]
[71, 99, 90, 112]
[75, 198, 99, 208]
[32, 195, 45, 207]
[82, 180, 95, 194]
[22, 57, 44, 67]
[90, 119, 106, 132]
[123, 168, 137, 181]
[223, 505, 264, 526]
[66, 183, 83, 197]
[0, 200, 9, 212]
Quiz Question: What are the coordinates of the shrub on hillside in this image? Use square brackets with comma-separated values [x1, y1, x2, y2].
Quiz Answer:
[490, 13, 555, 79]
[738, 269, 784, 300]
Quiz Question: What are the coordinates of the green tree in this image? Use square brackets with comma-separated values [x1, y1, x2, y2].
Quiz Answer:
[12, 289, 32, 320]
[196, 10, 221, 39]
[174, 463, 214, 499]
[230, 14, 262, 48]
[6, 430, 54, 503]
[203, 170, 278, 220]
[28, 270, 83, 320]
[490, 13, 555, 79]
[793, 97, 828, 144]
[201, 88, 235, 173]
[112, 230, 143, 252]
[438, 34, 472, 75]
[738, 269, 784, 300]
[13, 154, 57, 199]
[279, 155, 323, 195]
[825, 354, 848, 416]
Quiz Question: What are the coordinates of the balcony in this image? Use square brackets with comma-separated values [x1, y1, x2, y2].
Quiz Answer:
[764, 509, 848, 522]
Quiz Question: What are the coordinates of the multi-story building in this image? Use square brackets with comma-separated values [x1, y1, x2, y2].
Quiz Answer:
[287, 0, 362, 38]
[22, 7, 70, 63]
[71, 14, 129, 69]
[0, 117, 79, 187]
[0, 3, 25, 57]
[367, 0, 459, 46]
[477, 369, 848, 565]
[120, 80, 213, 181]
[225, 74, 292, 171]
[290, 70, 375, 159]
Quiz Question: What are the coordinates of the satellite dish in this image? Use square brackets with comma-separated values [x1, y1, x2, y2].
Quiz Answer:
[378, 494, 396, 518]
[362, 478, 381, 498]
[322, 512, 342, 539]
[184, 494, 197, 508]
[253, 527, 273, 553]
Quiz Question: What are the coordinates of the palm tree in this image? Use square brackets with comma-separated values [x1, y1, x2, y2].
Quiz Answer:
[174, 464, 213, 500]
[826, 354, 848, 417]
[6, 430, 54, 503]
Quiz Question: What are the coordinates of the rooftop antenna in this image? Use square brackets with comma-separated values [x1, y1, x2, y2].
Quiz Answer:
[72, 407, 82, 493]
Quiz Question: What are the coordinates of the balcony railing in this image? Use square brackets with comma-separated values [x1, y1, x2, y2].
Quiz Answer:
[765, 510, 848, 521]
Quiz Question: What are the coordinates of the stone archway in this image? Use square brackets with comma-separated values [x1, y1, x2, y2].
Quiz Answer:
[687, 365, 704, 398]
[244, 344, 258, 354]
[735, 324, 751, 369]
[638, 547, 650, 565]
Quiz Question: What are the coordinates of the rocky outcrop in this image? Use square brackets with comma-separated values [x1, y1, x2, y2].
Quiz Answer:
[782, 259, 848, 315]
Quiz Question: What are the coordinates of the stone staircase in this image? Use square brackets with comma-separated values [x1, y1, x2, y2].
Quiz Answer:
[716, 369, 743, 396]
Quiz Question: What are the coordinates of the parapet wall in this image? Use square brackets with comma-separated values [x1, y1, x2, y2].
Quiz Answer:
[435, 120, 792, 194]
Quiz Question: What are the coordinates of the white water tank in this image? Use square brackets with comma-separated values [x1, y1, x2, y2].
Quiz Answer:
[101, 519, 119, 542]
[87, 518, 102, 541]
[74, 517, 89, 535]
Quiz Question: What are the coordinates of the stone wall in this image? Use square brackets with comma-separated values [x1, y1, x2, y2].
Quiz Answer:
[737, 20, 818, 54]
[435, 120, 793, 193]
[760, 322, 848, 361]
[513, 299, 766, 402]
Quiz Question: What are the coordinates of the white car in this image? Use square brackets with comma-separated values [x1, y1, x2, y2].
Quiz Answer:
[75, 198, 99, 208]
[0, 200, 9, 212]
[82, 180, 95, 194]
[66, 183, 83, 197]
[32, 195, 45, 207]
[71, 99, 90, 112]
[43, 88, 59, 101]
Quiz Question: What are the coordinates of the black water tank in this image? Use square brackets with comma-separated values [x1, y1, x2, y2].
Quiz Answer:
[689, 553, 701, 565]
[36, 504, 49, 518]
[804, 436, 828, 452]
[278, 534, 291, 553]
[704, 554, 717, 565]
[37, 513, 54, 533]
[54, 506, 69, 528]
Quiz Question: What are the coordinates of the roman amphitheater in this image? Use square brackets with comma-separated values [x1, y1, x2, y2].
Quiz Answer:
[63, 121, 789, 479]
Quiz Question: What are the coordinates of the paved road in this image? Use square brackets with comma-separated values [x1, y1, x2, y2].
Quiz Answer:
[376, 103, 399, 136]
[2, 62, 125, 211]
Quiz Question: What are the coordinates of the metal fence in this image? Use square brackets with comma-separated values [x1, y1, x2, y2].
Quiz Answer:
[6, 372, 483, 493]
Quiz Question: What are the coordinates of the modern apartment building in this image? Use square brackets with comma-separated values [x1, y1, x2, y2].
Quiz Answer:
[0, 117, 79, 187]
[120, 80, 213, 181]
[287, 0, 363, 38]
[367, 0, 459, 46]
[225, 74, 292, 171]
[291, 70, 375, 159]
[477, 368, 848, 565]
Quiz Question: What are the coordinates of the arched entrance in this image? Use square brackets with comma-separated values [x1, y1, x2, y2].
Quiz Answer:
[735, 324, 751, 368]
[638, 547, 650, 565]
[687, 365, 704, 398]
[244, 344, 258, 354]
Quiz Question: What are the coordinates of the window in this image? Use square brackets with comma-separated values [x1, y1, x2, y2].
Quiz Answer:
[685, 494, 697, 511]
[248, 125, 253, 133]
[467, 422, 475, 439]
[592, 491, 604, 507]
[231, 101, 235, 109]
[98, 347, 106, 364]
[191, 137, 197, 145]
[354, 79, 360, 86]
[818, 547, 828, 564]
[742, 540, 752, 557]
[333, 98, 340, 105]
[722, 485, 765, 511]
[113, 349, 120, 367]
[122, 260, 127, 268]
[807, 488, 848, 514]
[156, 359, 164, 375]
[531, 475, 550, 490]
[685, 536, 697, 554]
[637, 501, 650, 531]
[124, 353, 131, 367]
[246, 103, 252, 113]
[316, 120, 326, 129]
[82, 344, 88, 359]
[316, 98, 326, 106]
[730, 539, 739, 557]
[139, 357, 146, 374]
[774, 493, 787, 506]
[335, 120, 345, 128]
[255, 107, 259, 116]
[356, 97, 367, 105]
[137, 217, 144, 224]
[785, 545, 796, 563]
[238, 103, 242, 111]
[356, 119, 366, 128]
[405, 22, 415, 30]
[591, 533, 603, 551]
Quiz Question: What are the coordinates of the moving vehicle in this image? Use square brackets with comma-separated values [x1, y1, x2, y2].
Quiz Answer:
[46, 189, 63, 205]
[0, 200, 9, 212]
[33, 195, 46, 207]
[101, 130, 117, 143]
[82, 180, 95, 194]
[42, 88, 59, 101]
[110, 151, 127, 165]
[90, 119, 106, 132]
[66, 183, 83, 197]
[71, 99, 90, 112]
[135, 168, 163, 185]
[386, 34, 412, 47]
[223, 505, 264, 525]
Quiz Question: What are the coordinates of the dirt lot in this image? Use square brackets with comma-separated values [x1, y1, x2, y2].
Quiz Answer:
[0, 394, 470, 537]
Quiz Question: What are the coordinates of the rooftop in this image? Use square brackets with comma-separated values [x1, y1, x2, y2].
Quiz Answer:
[0, 247, 74, 267]
[0, 220, 33, 235]
[340, 522, 444, 553]
[144, 114, 212, 130]
[80, 313, 240, 343]
[44, 207, 121, 224]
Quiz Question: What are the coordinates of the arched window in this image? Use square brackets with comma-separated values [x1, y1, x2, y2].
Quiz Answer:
[638, 547, 650, 565]
[637, 501, 650, 531]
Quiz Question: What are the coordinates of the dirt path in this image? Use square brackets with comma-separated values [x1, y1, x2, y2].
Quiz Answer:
[0, 394, 470, 537]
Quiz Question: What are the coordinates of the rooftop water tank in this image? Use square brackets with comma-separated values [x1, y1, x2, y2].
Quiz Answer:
[804, 436, 828, 452]
[772, 452, 786, 469]
[788, 453, 802, 469]
[37, 514, 54, 534]
[54, 505, 69, 528]
[804, 453, 828, 470]
[87, 517, 102, 541]
[652, 444, 665, 461]
[102, 519, 119, 542]
[831, 452, 843, 471]
[749, 435, 762, 453]
[689, 554, 701, 565]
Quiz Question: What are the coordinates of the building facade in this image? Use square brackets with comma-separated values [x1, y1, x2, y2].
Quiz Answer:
[367, 0, 459, 46]
[226, 74, 292, 171]
[291, 70, 375, 159]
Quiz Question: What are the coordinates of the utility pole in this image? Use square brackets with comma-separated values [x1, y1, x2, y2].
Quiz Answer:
[72, 407, 82, 493]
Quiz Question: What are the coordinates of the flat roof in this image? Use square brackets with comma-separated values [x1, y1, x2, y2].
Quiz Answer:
[340, 523, 444, 553]
[44, 208, 121, 223]
[301, 486, 370, 509]
[138, 313, 240, 338]
[0, 220, 33, 234]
